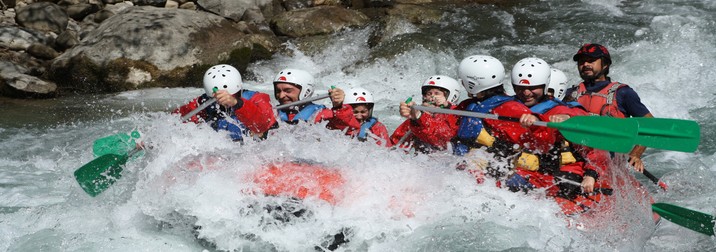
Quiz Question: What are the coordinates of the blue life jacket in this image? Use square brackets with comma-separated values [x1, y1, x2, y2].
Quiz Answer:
[278, 103, 326, 123]
[357, 117, 378, 141]
[209, 90, 256, 142]
[529, 98, 583, 114]
[453, 95, 514, 156]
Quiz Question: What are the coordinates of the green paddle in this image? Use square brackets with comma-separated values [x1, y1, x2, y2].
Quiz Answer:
[74, 149, 140, 197]
[652, 203, 715, 236]
[93, 130, 142, 157]
[629, 117, 700, 152]
[412, 105, 639, 153]
[75, 97, 218, 197]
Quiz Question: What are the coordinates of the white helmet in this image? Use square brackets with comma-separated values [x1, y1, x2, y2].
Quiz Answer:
[458, 55, 505, 95]
[511, 57, 551, 87]
[273, 68, 315, 100]
[203, 64, 242, 95]
[421, 75, 462, 104]
[344, 87, 374, 105]
[547, 68, 570, 100]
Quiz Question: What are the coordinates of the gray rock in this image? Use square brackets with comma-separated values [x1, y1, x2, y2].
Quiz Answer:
[178, 1, 195, 10]
[0, 26, 51, 50]
[50, 6, 279, 93]
[55, 29, 80, 50]
[92, 9, 115, 23]
[1, 6, 17, 26]
[65, 3, 102, 21]
[0, 60, 57, 97]
[164, 0, 178, 8]
[271, 6, 370, 37]
[282, 0, 312, 11]
[27, 42, 60, 59]
[15, 2, 69, 34]
[104, 1, 134, 15]
[386, 3, 444, 25]
[196, 0, 260, 21]
[241, 7, 265, 24]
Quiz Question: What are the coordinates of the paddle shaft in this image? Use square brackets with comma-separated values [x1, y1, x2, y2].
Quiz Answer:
[413, 105, 547, 126]
[643, 169, 668, 191]
[181, 98, 217, 122]
[275, 93, 330, 110]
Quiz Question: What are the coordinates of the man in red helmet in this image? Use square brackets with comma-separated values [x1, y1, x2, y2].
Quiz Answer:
[563, 44, 654, 172]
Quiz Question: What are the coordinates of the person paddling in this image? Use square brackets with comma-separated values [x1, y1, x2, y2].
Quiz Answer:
[390, 75, 462, 154]
[329, 87, 391, 146]
[451, 55, 556, 187]
[174, 64, 276, 141]
[272, 68, 355, 127]
[547, 68, 571, 100]
[563, 44, 654, 172]
[509, 57, 610, 200]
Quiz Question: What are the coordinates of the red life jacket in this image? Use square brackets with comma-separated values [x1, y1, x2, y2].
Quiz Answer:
[571, 82, 627, 118]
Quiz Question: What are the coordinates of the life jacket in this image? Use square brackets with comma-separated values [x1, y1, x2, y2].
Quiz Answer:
[278, 103, 326, 124]
[357, 117, 378, 142]
[453, 95, 514, 156]
[209, 90, 257, 142]
[529, 99, 584, 114]
[514, 98, 585, 173]
[569, 82, 627, 118]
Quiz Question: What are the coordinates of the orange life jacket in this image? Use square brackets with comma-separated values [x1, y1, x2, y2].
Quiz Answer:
[571, 82, 626, 118]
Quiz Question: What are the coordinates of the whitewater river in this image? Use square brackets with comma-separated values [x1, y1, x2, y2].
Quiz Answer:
[1, 0, 715, 251]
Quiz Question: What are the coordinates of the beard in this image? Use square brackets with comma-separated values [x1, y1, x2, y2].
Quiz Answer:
[579, 66, 607, 83]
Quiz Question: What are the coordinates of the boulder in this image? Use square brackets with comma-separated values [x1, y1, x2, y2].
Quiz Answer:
[15, 2, 69, 34]
[179, 1, 195, 10]
[0, 60, 57, 98]
[196, 0, 261, 21]
[55, 29, 80, 51]
[0, 26, 52, 51]
[27, 42, 60, 60]
[50, 6, 279, 93]
[164, 0, 178, 8]
[0, 6, 17, 26]
[386, 4, 444, 25]
[282, 0, 312, 11]
[65, 3, 103, 21]
[271, 6, 370, 37]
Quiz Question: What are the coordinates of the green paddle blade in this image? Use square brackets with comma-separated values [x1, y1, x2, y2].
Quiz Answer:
[652, 203, 715, 236]
[74, 153, 130, 197]
[93, 131, 141, 156]
[546, 116, 638, 153]
[630, 117, 700, 152]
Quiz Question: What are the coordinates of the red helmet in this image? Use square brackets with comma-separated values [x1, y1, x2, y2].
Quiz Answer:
[573, 43, 611, 65]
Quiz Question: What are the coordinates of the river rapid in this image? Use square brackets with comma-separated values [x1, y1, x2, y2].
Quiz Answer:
[1, 0, 715, 251]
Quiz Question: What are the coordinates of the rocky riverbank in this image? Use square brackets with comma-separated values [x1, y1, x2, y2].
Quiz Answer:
[0, 0, 502, 98]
